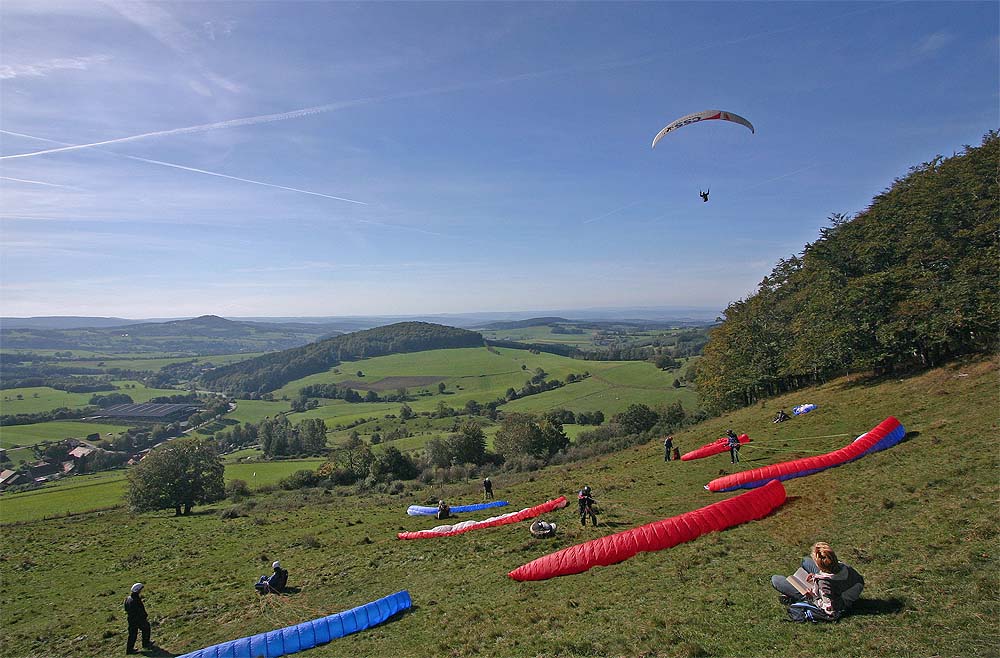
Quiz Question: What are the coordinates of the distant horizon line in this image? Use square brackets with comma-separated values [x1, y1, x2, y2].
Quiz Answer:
[1, 305, 723, 325]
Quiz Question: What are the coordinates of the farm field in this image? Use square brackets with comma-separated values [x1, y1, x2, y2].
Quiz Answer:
[479, 325, 598, 346]
[273, 346, 691, 444]
[0, 382, 185, 415]
[227, 399, 289, 425]
[71, 352, 267, 371]
[0, 420, 126, 449]
[0, 459, 325, 524]
[1, 357, 994, 657]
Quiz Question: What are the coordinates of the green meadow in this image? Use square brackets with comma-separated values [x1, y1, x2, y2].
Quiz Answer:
[70, 352, 267, 371]
[0, 421, 127, 449]
[0, 382, 184, 416]
[0, 459, 324, 524]
[1, 356, 994, 657]
[275, 346, 691, 446]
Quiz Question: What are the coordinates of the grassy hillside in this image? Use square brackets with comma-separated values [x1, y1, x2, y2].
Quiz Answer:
[273, 346, 694, 447]
[0, 421, 126, 449]
[0, 356, 995, 657]
[0, 459, 324, 524]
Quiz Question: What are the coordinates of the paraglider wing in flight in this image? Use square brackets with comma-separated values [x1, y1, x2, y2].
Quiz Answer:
[651, 109, 755, 149]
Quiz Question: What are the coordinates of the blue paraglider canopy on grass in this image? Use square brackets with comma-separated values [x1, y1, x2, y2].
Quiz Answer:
[177, 590, 411, 658]
[793, 404, 817, 416]
[407, 500, 508, 516]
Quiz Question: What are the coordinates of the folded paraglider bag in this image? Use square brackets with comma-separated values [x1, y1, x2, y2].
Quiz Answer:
[786, 602, 839, 623]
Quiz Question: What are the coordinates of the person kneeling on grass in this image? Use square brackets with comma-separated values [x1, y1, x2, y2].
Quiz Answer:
[256, 561, 288, 595]
[436, 500, 451, 520]
[771, 542, 864, 619]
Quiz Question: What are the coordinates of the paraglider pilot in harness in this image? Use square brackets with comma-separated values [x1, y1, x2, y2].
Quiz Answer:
[256, 561, 288, 595]
[699, 189, 710, 202]
[578, 486, 598, 527]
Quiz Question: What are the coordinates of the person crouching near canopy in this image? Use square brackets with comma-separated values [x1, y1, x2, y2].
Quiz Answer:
[256, 561, 288, 595]
[770, 542, 864, 619]
[436, 500, 451, 520]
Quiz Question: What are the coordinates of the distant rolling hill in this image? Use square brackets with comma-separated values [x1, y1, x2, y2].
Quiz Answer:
[0, 315, 342, 355]
[199, 321, 485, 395]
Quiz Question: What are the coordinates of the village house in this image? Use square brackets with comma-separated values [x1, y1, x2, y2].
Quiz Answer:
[0, 469, 27, 490]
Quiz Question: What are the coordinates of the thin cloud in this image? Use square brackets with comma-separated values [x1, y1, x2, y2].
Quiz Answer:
[100, 0, 242, 93]
[0, 55, 112, 80]
[918, 31, 954, 55]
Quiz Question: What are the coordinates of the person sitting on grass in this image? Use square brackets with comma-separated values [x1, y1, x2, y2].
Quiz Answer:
[770, 542, 864, 619]
[256, 561, 288, 595]
[436, 500, 451, 520]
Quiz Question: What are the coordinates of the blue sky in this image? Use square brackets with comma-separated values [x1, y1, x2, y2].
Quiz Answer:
[1, 1, 996, 319]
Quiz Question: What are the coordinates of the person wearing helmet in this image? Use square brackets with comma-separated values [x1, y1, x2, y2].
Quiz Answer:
[124, 582, 153, 654]
[578, 486, 597, 527]
[483, 477, 494, 500]
[255, 560, 288, 594]
[436, 499, 451, 520]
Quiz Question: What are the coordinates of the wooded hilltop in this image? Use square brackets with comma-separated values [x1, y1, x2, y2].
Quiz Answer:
[199, 322, 484, 395]
[693, 131, 998, 412]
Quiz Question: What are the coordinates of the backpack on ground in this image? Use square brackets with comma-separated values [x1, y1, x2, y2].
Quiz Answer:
[786, 602, 840, 623]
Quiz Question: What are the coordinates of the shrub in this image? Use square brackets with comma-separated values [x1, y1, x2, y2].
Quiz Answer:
[279, 470, 320, 490]
[225, 479, 250, 501]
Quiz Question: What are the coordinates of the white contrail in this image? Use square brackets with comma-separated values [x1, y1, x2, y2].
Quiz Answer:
[0, 175, 79, 189]
[122, 154, 366, 204]
[0, 61, 644, 162]
[738, 163, 821, 192]
[0, 100, 365, 160]
[0, 129, 365, 205]
[582, 200, 643, 225]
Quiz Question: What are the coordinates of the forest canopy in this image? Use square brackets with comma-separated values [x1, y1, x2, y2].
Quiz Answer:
[694, 131, 998, 412]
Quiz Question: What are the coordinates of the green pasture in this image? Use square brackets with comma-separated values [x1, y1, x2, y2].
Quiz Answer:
[227, 400, 290, 425]
[0, 356, 995, 657]
[271, 346, 587, 399]
[480, 326, 597, 346]
[0, 382, 184, 415]
[0, 421, 126, 449]
[2, 446, 35, 465]
[72, 352, 267, 371]
[224, 448, 265, 463]
[0, 471, 129, 523]
[0, 459, 326, 524]
[274, 346, 689, 439]
[224, 459, 325, 486]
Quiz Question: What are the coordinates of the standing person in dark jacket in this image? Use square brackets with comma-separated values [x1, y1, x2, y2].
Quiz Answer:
[483, 477, 494, 500]
[726, 430, 741, 464]
[578, 486, 598, 526]
[124, 582, 152, 654]
[663, 435, 674, 461]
